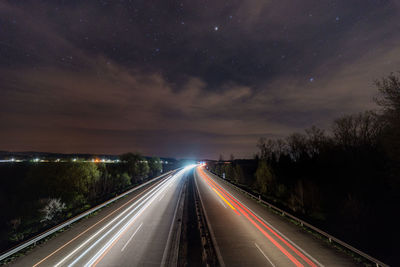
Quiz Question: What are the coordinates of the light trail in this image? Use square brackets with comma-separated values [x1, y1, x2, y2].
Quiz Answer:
[55, 173, 177, 267]
[33, 177, 165, 267]
[211, 186, 236, 211]
[198, 167, 319, 267]
[85, 175, 178, 267]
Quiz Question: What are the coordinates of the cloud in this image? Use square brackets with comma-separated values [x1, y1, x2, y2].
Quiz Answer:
[0, 0, 400, 159]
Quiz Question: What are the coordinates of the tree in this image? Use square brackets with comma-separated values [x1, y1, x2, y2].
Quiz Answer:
[26, 162, 100, 207]
[148, 157, 162, 177]
[120, 153, 149, 183]
[332, 111, 382, 149]
[114, 172, 131, 191]
[255, 160, 275, 195]
[286, 133, 308, 161]
[375, 72, 400, 115]
[375, 72, 400, 162]
[305, 126, 327, 157]
[39, 198, 66, 224]
[234, 164, 245, 184]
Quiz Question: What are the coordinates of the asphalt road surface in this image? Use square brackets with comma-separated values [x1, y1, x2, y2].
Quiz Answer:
[194, 166, 358, 267]
[7, 165, 361, 266]
[9, 168, 190, 267]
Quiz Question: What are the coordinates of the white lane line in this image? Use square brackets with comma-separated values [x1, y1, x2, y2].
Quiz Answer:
[121, 222, 143, 252]
[158, 192, 166, 202]
[218, 198, 226, 208]
[255, 242, 276, 267]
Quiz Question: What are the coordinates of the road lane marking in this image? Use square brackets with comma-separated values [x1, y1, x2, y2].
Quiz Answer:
[255, 242, 276, 267]
[218, 198, 226, 208]
[210, 187, 235, 211]
[121, 223, 143, 252]
[33, 177, 166, 267]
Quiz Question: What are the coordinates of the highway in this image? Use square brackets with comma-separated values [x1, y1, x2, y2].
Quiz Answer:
[6, 165, 361, 267]
[9, 167, 191, 267]
[194, 166, 358, 267]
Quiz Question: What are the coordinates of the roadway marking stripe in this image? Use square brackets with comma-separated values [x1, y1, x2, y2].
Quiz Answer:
[211, 187, 236, 211]
[255, 242, 276, 267]
[218, 198, 227, 208]
[121, 223, 143, 252]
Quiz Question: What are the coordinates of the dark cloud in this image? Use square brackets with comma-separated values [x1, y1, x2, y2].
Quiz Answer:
[0, 0, 399, 159]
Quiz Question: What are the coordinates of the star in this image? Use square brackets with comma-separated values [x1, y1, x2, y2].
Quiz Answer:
[309, 77, 315, 82]
[214, 26, 219, 31]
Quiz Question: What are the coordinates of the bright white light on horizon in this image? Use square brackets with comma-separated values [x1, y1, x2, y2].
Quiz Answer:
[183, 164, 197, 171]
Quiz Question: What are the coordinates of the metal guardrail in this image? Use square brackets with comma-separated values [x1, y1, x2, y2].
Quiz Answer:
[0, 170, 177, 262]
[209, 170, 388, 267]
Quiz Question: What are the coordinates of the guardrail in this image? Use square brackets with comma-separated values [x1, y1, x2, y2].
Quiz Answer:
[0, 169, 177, 262]
[208, 170, 388, 267]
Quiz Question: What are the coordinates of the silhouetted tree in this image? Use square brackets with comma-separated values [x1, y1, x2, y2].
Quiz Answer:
[120, 153, 149, 183]
[148, 157, 162, 177]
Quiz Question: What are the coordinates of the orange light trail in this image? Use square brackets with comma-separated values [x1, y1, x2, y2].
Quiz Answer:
[198, 167, 317, 267]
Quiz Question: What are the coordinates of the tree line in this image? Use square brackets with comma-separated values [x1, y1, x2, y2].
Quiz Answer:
[208, 73, 400, 265]
[0, 153, 165, 252]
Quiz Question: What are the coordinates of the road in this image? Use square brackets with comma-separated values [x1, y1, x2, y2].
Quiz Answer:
[194, 166, 358, 267]
[9, 167, 190, 267]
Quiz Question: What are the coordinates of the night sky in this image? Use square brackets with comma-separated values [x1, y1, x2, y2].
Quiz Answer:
[1, 0, 399, 159]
